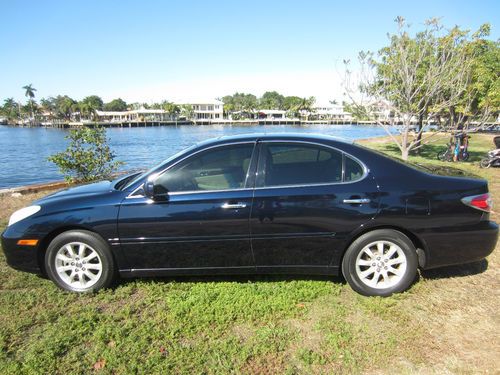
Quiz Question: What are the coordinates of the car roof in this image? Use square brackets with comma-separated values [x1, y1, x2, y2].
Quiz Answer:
[195, 132, 353, 148]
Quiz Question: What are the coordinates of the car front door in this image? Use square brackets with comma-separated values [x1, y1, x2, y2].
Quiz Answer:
[250, 141, 379, 273]
[118, 142, 257, 272]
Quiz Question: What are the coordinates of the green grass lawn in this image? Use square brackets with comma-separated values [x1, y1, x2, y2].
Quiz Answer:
[0, 133, 498, 374]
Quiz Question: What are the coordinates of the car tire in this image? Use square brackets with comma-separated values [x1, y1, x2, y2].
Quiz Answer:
[342, 229, 418, 297]
[45, 230, 116, 293]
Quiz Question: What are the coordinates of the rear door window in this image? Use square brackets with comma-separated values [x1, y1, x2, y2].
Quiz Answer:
[259, 143, 343, 187]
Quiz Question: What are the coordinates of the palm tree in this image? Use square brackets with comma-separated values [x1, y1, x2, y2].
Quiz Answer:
[296, 97, 316, 121]
[2, 98, 20, 123]
[22, 84, 37, 123]
[180, 104, 195, 121]
[79, 96, 103, 121]
[163, 102, 181, 120]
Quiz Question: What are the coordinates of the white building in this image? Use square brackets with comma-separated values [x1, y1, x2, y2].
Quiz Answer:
[313, 102, 352, 121]
[178, 99, 224, 120]
[257, 109, 288, 119]
[95, 99, 223, 122]
[96, 109, 171, 122]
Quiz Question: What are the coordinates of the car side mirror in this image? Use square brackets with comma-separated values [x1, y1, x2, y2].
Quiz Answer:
[144, 181, 155, 199]
[143, 181, 169, 201]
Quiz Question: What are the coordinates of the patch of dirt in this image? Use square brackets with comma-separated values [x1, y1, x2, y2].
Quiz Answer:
[241, 353, 287, 375]
[398, 251, 500, 374]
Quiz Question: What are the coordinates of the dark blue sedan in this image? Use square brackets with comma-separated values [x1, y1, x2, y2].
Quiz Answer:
[2, 134, 498, 296]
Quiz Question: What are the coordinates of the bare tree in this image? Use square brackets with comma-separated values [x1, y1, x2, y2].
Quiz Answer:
[342, 17, 477, 160]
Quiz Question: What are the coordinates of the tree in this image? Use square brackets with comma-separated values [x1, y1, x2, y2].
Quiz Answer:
[342, 101, 370, 121]
[48, 126, 123, 183]
[162, 101, 181, 120]
[79, 95, 104, 120]
[180, 104, 195, 120]
[54, 95, 77, 120]
[260, 91, 285, 109]
[282, 96, 303, 111]
[450, 32, 499, 129]
[343, 17, 484, 160]
[104, 98, 128, 112]
[22, 84, 37, 122]
[284, 96, 316, 120]
[297, 97, 316, 121]
[222, 93, 258, 118]
[1, 98, 20, 123]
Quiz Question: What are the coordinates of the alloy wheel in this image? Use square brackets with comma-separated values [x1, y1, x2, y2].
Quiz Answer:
[54, 242, 103, 290]
[354, 240, 407, 289]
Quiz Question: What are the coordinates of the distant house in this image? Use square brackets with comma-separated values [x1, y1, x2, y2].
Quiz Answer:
[92, 99, 224, 123]
[178, 100, 224, 120]
[96, 109, 172, 122]
[257, 109, 288, 119]
[313, 102, 352, 121]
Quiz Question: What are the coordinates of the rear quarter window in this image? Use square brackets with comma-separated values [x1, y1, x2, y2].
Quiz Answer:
[344, 156, 364, 182]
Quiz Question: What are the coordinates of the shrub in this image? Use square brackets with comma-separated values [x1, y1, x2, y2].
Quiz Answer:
[48, 126, 123, 183]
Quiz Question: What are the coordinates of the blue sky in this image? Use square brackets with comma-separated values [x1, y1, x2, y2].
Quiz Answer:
[1, 0, 498, 104]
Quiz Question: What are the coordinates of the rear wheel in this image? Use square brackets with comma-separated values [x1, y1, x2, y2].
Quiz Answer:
[45, 230, 116, 293]
[342, 229, 418, 296]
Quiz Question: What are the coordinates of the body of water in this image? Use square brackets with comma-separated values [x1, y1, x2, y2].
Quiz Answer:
[0, 124, 394, 189]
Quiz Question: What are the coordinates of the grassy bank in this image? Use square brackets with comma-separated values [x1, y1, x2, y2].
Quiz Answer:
[0, 134, 498, 374]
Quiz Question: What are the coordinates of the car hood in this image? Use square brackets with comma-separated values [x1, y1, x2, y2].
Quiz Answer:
[34, 180, 115, 205]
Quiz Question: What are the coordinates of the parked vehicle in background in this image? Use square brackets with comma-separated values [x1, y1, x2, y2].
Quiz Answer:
[2, 134, 498, 296]
[480, 136, 500, 168]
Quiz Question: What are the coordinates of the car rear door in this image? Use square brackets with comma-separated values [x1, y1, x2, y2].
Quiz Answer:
[250, 141, 379, 273]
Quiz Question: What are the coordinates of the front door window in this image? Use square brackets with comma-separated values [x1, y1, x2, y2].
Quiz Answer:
[155, 143, 255, 193]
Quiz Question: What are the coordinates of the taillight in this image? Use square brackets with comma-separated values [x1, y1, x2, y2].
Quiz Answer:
[461, 193, 492, 212]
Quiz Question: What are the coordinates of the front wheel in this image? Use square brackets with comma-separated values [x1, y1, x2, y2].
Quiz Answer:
[437, 149, 451, 161]
[480, 158, 491, 168]
[45, 230, 116, 293]
[342, 229, 418, 297]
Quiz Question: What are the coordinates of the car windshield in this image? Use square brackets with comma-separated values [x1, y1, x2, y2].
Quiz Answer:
[114, 172, 143, 190]
[120, 144, 199, 190]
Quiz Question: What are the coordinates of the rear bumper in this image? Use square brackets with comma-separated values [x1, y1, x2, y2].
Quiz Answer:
[1, 230, 42, 274]
[421, 221, 498, 269]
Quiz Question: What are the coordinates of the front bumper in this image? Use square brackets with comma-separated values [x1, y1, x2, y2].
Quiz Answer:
[1, 230, 42, 274]
[421, 221, 498, 269]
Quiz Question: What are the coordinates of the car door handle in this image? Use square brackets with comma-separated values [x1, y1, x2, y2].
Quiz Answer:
[221, 202, 247, 209]
[342, 198, 371, 204]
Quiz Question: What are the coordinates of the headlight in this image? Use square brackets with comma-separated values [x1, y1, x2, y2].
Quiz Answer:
[8, 206, 41, 227]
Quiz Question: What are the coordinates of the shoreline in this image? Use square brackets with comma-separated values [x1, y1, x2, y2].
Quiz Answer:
[0, 180, 69, 196]
[1, 119, 405, 128]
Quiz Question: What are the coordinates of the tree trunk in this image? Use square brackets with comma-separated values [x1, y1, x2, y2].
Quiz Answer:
[401, 145, 409, 161]
[401, 126, 409, 161]
[414, 113, 424, 155]
[449, 106, 456, 131]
